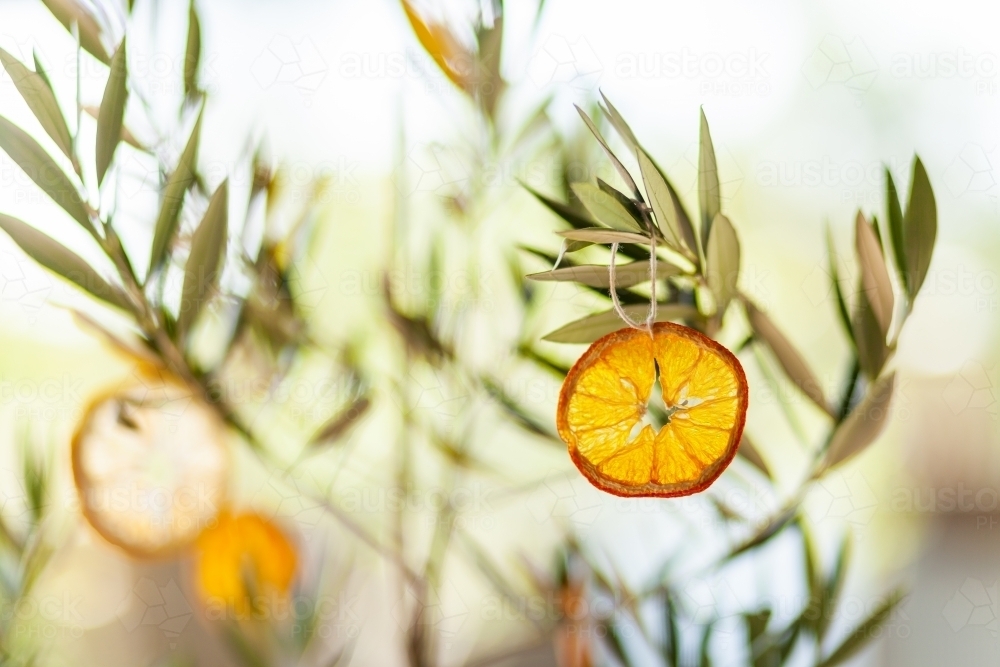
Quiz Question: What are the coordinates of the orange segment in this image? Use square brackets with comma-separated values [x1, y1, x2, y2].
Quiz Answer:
[557, 322, 748, 497]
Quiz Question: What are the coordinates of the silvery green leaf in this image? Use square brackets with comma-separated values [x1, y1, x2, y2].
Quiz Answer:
[706, 213, 740, 319]
[854, 211, 894, 337]
[903, 157, 936, 297]
[0, 48, 73, 163]
[178, 179, 228, 335]
[824, 372, 895, 468]
[851, 287, 888, 379]
[527, 260, 680, 288]
[570, 183, 643, 232]
[637, 148, 686, 253]
[184, 0, 201, 99]
[521, 181, 594, 229]
[41, 0, 110, 64]
[826, 226, 855, 347]
[96, 39, 128, 186]
[0, 115, 90, 229]
[818, 588, 904, 667]
[599, 92, 639, 153]
[557, 228, 649, 245]
[596, 178, 643, 225]
[0, 213, 130, 311]
[885, 169, 905, 287]
[148, 106, 203, 277]
[574, 104, 642, 200]
[698, 107, 721, 249]
[542, 303, 698, 344]
[745, 298, 831, 415]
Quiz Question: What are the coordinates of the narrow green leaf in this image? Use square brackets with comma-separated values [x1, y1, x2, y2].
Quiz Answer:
[40, 0, 110, 64]
[885, 169, 905, 287]
[637, 148, 686, 252]
[664, 593, 680, 667]
[799, 519, 825, 634]
[570, 183, 643, 232]
[826, 226, 855, 347]
[698, 622, 713, 667]
[737, 434, 771, 479]
[520, 181, 594, 229]
[850, 287, 888, 379]
[543, 303, 698, 344]
[527, 260, 680, 288]
[706, 213, 740, 319]
[96, 39, 128, 186]
[557, 228, 649, 245]
[178, 180, 228, 335]
[818, 589, 905, 667]
[184, 0, 202, 99]
[824, 372, 895, 468]
[728, 507, 796, 559]
[854, 211, 894, 337]
[821, 534, 852, 639]
[575, 104, 642, 200]
[744, 299, 830, 415]
[698, 108, 721, 249]
[0, 213, 130, 311]
[599, 92, 639, 154]
[596, 178, 643, 225]
[307, 395, 370, 448]
[33, 50, 52, 90]
[0, 115, 90, 229]
[148, 106, 203, 276]
[0, 48, 74, 163]
[902, 157, 936, 297]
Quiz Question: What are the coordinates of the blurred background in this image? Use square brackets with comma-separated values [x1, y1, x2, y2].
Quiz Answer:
[0, 0, 998, 665]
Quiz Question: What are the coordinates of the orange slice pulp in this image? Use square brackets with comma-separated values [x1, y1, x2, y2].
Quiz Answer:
[557, 322, 748, 497]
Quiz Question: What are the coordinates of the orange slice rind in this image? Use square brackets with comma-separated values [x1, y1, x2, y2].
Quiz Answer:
[557, 322, 748, 497]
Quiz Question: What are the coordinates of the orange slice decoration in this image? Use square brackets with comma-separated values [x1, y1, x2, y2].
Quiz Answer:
[557, 322, 748, 497]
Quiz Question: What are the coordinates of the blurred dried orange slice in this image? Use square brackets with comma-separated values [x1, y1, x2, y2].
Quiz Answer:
[72, 373, 228, 557]
[194, 511, 297, 615]
[557, 322, 748, 497]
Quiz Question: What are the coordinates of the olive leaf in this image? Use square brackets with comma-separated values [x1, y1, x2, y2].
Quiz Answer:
[96, 39, 128, 186]
[637, 148, 686, 253]
[885, 168, 905, 288]
[0, 115, 90, 229]
[557, 228, 649, 245]
[520, 181, 595, 229]
[599, 92, 639, 152]
[574, 104, 642, 201]
[698, 107, 721, 249]
[850, 287, 888, 380]
[818, 588, 905, 667]
[178, 179, 228, 336]
[826, 226, 855, 347]
[820, 534, 851, 639]
[824, 372, 895, 468]
[596, 178, 643, 225]
[83, 105, 146, 151]
[0, 213, 130, 311]
[570, 183, 643, 233]
[41, 0, 110, 64]
[737, 434, 771, 478]
[0, 48, 73, 163]
[527, 260, 679, 288]
[854, 211, 893, 337]
[184, 0, 202, 99]
[744, 299, 831, 416]
[901, 157, 936, 297]
[148, 106, 204, 277]
[401, 0, 474, 94]
[542, 303, 698, 344]
[705, 213, 740, 319]
[307, 395, 371, 447]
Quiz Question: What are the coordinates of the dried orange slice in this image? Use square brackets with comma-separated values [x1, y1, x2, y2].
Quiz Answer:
[557, 322, 748, 497]
[194, 511, 297, 615]
[72, 373, 229, 557]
